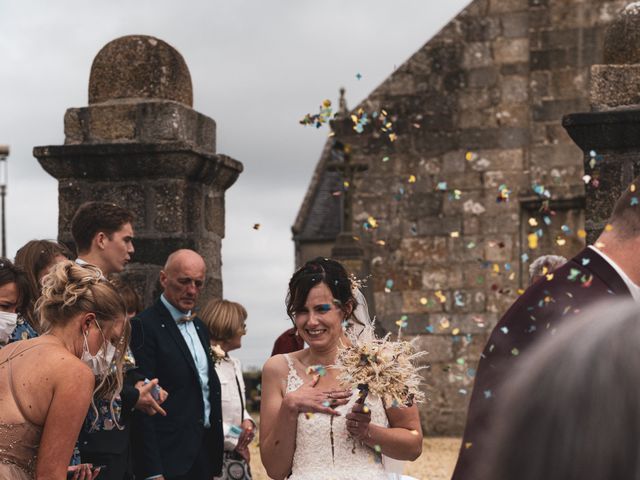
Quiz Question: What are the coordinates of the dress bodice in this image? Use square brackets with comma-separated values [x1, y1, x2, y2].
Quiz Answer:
[284, 354, 389, 480]
[0, 344, 44, 479]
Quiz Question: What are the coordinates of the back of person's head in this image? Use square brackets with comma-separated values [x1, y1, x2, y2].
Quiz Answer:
[14, 240, 73, 328]
[483, 299, 640, 480]
[200, 299, 247, 342]
[71, 202, 134, 254]
[528, 254, 567, 283]
[286, 257, 356, 321]
[608, 177, 640, 239]
[109, 277, 143, 317]
[0, 257, 30, 316]
[37, 260, 125, 330]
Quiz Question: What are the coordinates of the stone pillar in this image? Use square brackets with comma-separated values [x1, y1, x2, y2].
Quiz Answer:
[33, 35, 243, 305]
[563, 4, 640, 243]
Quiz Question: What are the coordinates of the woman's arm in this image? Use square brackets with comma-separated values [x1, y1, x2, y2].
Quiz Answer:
[259, 355, 350, 480]
[259, 356, 299, 480]
[346, 403, 423, 461]
[36, 361, 95, 480]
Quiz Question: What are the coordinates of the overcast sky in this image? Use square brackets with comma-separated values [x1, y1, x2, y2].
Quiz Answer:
[0, 0, 469, 368]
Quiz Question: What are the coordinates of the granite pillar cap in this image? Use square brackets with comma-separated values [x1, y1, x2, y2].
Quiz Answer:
[89, 35, 193, 106]
[604, 2, 640, 65]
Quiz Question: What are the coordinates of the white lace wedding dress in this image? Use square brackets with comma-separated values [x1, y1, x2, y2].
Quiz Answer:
[284, 354, 390, 480]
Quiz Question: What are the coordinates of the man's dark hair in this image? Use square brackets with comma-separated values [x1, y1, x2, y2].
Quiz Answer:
[71, 202, 134, 253]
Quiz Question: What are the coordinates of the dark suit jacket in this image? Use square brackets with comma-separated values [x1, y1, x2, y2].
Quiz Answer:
[452, 247, 631, 480]
[130, 299, 223, 479]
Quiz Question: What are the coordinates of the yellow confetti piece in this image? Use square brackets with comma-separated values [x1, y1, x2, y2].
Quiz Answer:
[368, 216, 378, 228]
[465, 152, 476, 162]
[439, 317, 450, 329]
[556, 237, 566, 246]
[528, 233, 538, 249]
[322, 99, 332, 108]
[492, 264, 500, 273]
[632, 184, 637, 192]
[389, 133, 398, 142]
[546, 273, 554, 281]
[419, 297, 428, 305]
[517, 288, 525, 295]
[435, 291, 447, 303]
[465, 442, 473, 449]
[450, 231, 460, 238]
[344, 181, 350, 188]
[577, 229, 587, 239]
[375, 240, 386, 246]
[508, 272, 516, 281]
[605, 224, 613, 232]
[363, 406, 370, 414]
[595, 241, 605, 248]
[305, 412, 314, 419]
[408, 175, 417, 183]
[528, 218, 538, 227]
[452, 328, 460, 335]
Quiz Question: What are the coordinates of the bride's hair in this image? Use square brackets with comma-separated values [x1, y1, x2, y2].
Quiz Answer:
[286, 257, 358, 322]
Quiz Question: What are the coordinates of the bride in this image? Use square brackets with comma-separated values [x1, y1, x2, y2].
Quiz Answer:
[260, 258, 423, 480]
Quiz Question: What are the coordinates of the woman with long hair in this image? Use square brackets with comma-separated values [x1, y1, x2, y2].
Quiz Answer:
[260, 258, 422, 480]
[0, 261, 127, 479]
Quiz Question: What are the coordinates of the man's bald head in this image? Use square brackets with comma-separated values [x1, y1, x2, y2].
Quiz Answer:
[160, 249, 206, 312]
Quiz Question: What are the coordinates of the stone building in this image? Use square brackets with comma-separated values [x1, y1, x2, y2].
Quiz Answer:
[293, 0, 628, 434]
[35, 35, 242, 306]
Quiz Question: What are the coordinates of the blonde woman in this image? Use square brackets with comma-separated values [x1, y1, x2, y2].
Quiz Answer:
[200, 299, 256, 480]
[0, 261, 127, 480]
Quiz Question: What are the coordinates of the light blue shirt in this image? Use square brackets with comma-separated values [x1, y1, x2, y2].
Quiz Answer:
[160, 294, 211, 428]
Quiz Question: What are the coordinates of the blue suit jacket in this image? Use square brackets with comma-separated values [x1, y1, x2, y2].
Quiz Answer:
[130, 299, 223, 479]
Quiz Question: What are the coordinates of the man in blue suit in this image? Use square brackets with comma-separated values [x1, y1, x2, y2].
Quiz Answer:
[131, 249, 223, 480]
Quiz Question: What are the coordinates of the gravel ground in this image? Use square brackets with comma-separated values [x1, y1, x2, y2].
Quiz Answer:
[248, 437, 461, 480]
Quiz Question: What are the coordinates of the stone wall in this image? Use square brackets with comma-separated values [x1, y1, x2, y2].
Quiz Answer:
[296, 0, 628, 434]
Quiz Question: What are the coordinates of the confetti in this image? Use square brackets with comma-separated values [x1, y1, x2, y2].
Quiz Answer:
[632, 197, 639, 206]
[577, 229, 587, 239]
[528, 218, 538, 227]
[511, 348, 520, 356]
[408, 175, 417, 183]
[419, 297, 428, 305]
[483, 390, 492, 399]
[556, 237, 566, 246]
[300, 99, 333, 128]
[450, 231, 460, 238]
[528, 233, 538, 249]
[306, 365, 328, 376]
[253, 223, 261, 230]
[497, 184, 511, 202]
[582, 174, 592, 184]
[581, 258, 590, 266]
[521, 253, 530, 262]
[437, 181, 448, 191]
[396, 315, 408, 329]
[439, 317, 450, 329]
[356, 72, 362, 80]
[452, 328, 460, 335]
[500, 326, 509, 334]
[385, 279, 394, 293]
[435, 291, 447, 303]
[605, 224, 614, 232]
[425, 325, 434, 333]
[465, 151, 478, 162]
[382, 156, 390, 162]
[632, 184, 637, 192]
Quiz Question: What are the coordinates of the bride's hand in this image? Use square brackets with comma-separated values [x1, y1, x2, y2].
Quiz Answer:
[283, 376, 351, 415]
[346, 402, 372, 440]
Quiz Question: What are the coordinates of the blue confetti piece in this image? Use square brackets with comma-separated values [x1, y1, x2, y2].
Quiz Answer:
[500, 326, 509, 334]
[437, 181, 448, 191]
[581, 258, 590, 266]
[484, 390, 493, 399]
[561, 225, 571, 233]
[543, 216, 552, 225]
[521, 253, 530, 263]
[504, 263, 511, 271]
[425, 325, 434, 333]
[632, 197, 639, 206]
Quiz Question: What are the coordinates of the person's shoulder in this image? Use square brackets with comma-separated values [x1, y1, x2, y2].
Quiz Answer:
[262, 353, 289, 377]
[134, 299, 168, 323]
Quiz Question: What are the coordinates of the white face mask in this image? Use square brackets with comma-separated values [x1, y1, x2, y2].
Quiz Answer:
[0, 311, 18, 345]
[80, 321, 115, 377]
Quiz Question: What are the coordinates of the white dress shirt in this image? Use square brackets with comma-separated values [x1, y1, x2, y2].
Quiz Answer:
[589, 245, 640, 302]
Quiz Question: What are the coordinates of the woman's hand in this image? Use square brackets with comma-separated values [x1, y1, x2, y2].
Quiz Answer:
[67, 463, 101, 479]
[283, 376, 351, 415]
[345, 402, 372, 441]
